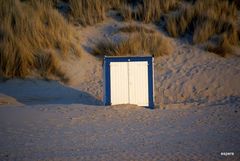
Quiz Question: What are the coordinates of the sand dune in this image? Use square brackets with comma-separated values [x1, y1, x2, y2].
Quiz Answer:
[0, 15, 240, 161]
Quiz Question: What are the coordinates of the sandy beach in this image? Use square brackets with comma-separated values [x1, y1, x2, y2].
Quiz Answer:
[1, 1, 240, 160]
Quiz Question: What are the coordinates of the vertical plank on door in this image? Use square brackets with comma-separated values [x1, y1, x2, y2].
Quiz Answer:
[110, 62, 129, 105]
[129, 62, 149, 106]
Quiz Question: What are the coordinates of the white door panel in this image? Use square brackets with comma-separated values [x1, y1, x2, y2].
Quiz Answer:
[110, 61, 149, 106]
[110, 62, 129, 105]
[129, 62, 149, 106]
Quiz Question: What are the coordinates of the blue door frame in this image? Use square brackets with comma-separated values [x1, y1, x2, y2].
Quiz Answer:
[103, 56, 154, 108]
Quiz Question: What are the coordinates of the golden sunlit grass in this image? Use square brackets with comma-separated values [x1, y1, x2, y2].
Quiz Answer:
[118, 3, 133, 21]
[117, 0, 179, 22]
[166, 4, 194, 37]
[165, 0, 238, 43]
[92, 31, 174, 57]
[68, 0, 133, 23]
[68, 0, 106, 26]
[118, 25, 155, 33]
[164, 0, 239, 56]
[105, 0, 128, 10]
[0, 0, 81, 81]
[138, 0, 179, 23]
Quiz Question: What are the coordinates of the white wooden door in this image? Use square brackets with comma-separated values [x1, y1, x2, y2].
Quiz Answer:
[129, 62, 149, 106]
[110, 61, 149, 106]
[110, 62, 129, 105]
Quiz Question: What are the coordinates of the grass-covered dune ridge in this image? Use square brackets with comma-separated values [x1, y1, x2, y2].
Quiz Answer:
[92, 29, 174, 57]
[50, 0, 240, 55]
[0, 0, 239, 80]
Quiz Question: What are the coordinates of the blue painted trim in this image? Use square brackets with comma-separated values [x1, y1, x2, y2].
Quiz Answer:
[104, 58, 111, 105]
[103, 56, 154, 108]
[148, 58, 154, 109]
[104, 56, 153, 63]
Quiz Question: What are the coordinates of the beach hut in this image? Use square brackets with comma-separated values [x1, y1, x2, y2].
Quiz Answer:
[103, 56, 154, 108]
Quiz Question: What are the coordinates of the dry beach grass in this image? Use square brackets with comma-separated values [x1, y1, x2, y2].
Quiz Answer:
[92, 30, 174, 57]
[0, 0, 239, 78]
[68, 0, 106, 26]
[165, 0, 239, 56]
[118, 25, 155, 33]
[0, 0, 81, 80]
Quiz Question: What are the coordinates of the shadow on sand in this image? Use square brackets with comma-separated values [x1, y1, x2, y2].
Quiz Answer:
[0, 79, 103, 106]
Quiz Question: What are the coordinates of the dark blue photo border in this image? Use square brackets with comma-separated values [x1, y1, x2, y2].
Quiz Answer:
[103, 56, 154, 108]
